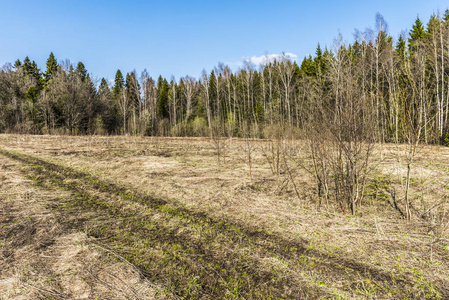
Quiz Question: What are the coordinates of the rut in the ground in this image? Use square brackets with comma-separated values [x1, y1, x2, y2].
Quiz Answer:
[1, 147, 446, 299]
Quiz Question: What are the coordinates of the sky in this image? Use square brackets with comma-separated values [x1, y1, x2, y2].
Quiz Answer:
[0, 0, 447, 82]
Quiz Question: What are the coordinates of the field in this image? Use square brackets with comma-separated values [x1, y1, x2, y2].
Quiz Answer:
[0, 134, 448, 299]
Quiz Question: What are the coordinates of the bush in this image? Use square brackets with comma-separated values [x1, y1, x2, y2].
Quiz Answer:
[190, 117, 208, 137]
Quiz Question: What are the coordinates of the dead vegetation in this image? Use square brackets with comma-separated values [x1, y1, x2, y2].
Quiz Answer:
[0, 134, 448, 299]
[0, 154, 164, 300]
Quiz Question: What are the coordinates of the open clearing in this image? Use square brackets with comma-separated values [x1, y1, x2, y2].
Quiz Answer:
[1, 134, 448, 299]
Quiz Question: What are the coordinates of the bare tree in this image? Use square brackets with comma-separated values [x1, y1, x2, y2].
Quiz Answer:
[305, 38, 376, 214]
[201, 70, 212, 129]
[117, 87, 129, 135]
[182, 76, 196, 121]
[277, 54, 295, 127]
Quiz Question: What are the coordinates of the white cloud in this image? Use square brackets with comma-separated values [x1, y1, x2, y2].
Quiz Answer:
[246, 53, 298, 65]
[226, 52, 298, 69]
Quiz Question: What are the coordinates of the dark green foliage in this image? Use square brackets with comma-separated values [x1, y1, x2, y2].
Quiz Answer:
[126, 72, 140, 109]
[21, 57, 44, 89]
[44, 52, 58, 84]
[314, 44, 327, 76]
[98, 78, 119, 134]
[22, 56, 31, 72]
[208, 70, 217, 116]
[158, 77, 169, 119]
[25, 86, 37, 102]
[408, 17, 426, 52]
[113, 69, 124, 99]
[75, 61, 88, 81]
[99, 78, 109, 93]
[395, 35, 407, 59]
[300, 55, 316, 77]
[25, 86, 42, 133]
[14, 59, 21, 69]
[426, 14, 440, 35]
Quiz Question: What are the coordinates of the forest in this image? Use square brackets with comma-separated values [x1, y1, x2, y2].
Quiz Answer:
[1, 13, 449, 146]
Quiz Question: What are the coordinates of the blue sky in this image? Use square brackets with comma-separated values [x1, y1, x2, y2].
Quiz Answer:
[0, 0, 447, 82]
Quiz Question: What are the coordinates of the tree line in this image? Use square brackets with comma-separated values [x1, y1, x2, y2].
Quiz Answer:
[1, 12, 449, 144]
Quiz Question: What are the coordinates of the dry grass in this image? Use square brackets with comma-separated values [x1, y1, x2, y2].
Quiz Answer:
[0, 154, 164, 300]
[0, 134, 448, 299]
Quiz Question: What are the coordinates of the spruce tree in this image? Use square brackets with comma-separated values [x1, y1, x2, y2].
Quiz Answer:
[23, 56, 31, 73]
[300, 55, 316, 77]
[98, 78, 119, 134]
[444, 9, 449, 23]
[395, 35, 407, 59]
[99, 78, 109, 92]
[25, 86, 42, 133]
[44, 52, 58, 83]
[113, 69, 124, 99]
[158, 78, 170, 119]
[426, 14, 440, 35]
[14, 59, 21, 69]
[408, 17, 425, 52]
[314, 44, 326, 76]
[75, 62, 88, 81]
[126, 72, 141, 111]
[208, 70, 217, 117]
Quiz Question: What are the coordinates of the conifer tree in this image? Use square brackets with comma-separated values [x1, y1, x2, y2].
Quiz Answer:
[14, 59, 21, 69]
[208, 70, 217, 118]
[113, 69, 124, 99]
[395, 35, 407, 59]
[44, 52, 58, 84]
[158, 78, 170, 119]
[444, 9, 449, 23]
[23, 56, 31, 73]
[75, 62, 88, 81]
[408, 17, 426, 52]
[25, 86, 42, 133]
[125, 72, 140, 108]
[300, 55, 316, 77]
[314, 44, 325, 76]
[98, 78, 119, 133]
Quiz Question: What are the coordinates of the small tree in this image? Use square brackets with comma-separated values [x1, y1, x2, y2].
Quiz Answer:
[305, 38, 376, 214]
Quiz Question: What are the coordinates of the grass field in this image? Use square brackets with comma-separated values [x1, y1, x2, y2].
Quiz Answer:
[0, 134, 448, 299]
